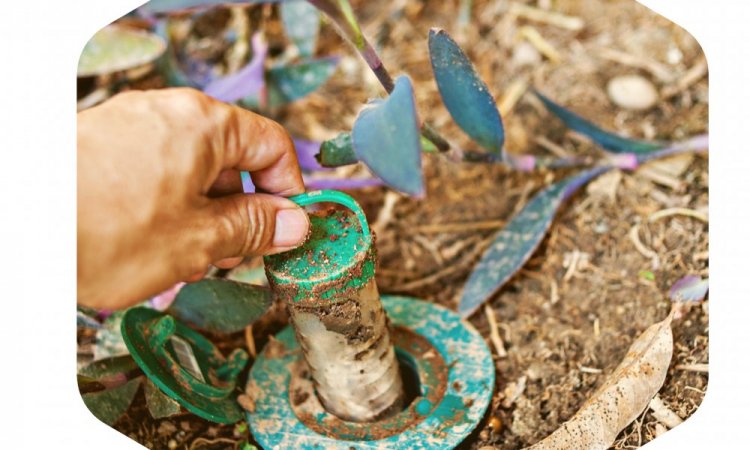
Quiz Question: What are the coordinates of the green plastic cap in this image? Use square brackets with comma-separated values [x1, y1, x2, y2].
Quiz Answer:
[264, 190, 375, 303]
[120, 307, 248, 424]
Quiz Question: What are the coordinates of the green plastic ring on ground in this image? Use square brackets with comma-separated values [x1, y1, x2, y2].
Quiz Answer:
[246, 295, 495, 449]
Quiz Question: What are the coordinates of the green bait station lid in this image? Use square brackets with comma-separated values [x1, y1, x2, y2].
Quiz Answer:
[121, 307, 248, 423]
[264, 190, 376, 303]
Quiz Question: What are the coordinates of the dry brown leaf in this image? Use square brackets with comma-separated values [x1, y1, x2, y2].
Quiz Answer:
[525, 314, 673, 450]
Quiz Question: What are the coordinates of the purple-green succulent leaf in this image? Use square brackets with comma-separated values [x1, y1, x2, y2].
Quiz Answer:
[635, 134, 709, 165]
[266, 57, 339, 106]
[203, 33, 268, 103]
[78, 24, 167, 77]
[168, 279, 272, 333]
[429, 28, 505, 157]
[81, 377, 142, 426]
[534, 91, 663, 154]
[281, 1, 321, 58]
[79, 355, 142, 390]
[144, 379, 182, 418]
[459, 166, 611, 318]
[669, 275, 708, 303]
[352, 76, 424, 196]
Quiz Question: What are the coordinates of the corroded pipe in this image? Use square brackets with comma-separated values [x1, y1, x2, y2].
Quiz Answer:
[264, 191, 404, 422]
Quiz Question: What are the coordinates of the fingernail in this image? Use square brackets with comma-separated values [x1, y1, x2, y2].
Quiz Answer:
[274, 208, 309, 248]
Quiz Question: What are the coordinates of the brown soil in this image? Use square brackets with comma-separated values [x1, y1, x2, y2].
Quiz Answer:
[80, 0, 708, 448]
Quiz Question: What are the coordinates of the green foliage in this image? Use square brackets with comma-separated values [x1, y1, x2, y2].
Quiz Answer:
[429, 28, 505, 157]
[81, 378, 142, 426]
[535, 91, 663, 154]
[168, 279, 272, 333]
[267, 58, 339, 107]
[78, 25, 166, 77]
[144, 378, 182, 418]
[459, 167, 610, 317]
[281, 1, 321, 58]
[352, 76, 424, 196]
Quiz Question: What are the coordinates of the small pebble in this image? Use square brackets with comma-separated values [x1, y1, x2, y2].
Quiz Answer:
[512, 41, 542, 68]
[593, 221, 609, 234]
[167, 439, 178, 449]
[607, 74, 659, 111]
[489, 416, 503, 433]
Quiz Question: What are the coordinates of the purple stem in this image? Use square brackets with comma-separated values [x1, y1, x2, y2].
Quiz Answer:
[360, 41, 394, 93]
[636, 133, 709, 165]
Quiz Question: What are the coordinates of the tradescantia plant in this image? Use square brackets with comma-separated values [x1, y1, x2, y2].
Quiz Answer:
[79, 0, 707, 361]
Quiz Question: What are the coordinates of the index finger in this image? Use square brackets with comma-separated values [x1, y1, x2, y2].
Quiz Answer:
[212, 99, 305, 196]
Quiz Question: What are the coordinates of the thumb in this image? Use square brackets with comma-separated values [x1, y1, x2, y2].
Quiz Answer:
[203, 193, 310, 260]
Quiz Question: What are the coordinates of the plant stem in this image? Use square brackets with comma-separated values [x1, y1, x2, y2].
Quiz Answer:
[360, 35, 454, 153]
[360, 40, 395, 93]
[636, 133, 709, 165]
[311, 0, 454, 154]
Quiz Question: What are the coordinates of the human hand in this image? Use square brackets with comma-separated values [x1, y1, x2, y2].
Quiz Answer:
[77, 88, 309, 310]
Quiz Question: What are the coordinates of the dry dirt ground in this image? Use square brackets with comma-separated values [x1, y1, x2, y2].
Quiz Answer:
[79, 0, 708, 448]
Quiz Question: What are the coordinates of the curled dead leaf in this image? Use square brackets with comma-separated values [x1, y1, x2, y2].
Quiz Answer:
[525, 314, 673, 450]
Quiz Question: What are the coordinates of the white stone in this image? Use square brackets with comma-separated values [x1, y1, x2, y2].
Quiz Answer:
[512, 41, 542, 68]
[606, 74, 659, 111]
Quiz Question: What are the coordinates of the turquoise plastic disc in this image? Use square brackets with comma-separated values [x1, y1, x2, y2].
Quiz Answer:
[246, 295, 495, 449]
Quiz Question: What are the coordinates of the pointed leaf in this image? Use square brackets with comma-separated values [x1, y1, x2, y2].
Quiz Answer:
[267, 57, 339, 106]
[144, 379, 182, 418]
[281, 1, 321, 58]
[535, 91, 662, 154]
[352, 76, 424, 196]
[79, 355, 141, 384]
[78, 24, 166, 77]
[527, 314, 673, 449]
[428, 28, 505, 156]
[669, 275, 708, 303]
[204, 34, 268, 103]
[82, 377, 142, 426]
[168, 279, 272, 333]
[459, 167, 610, 317]
[77, 309, 102, 330]
[635, 133, 709, 165]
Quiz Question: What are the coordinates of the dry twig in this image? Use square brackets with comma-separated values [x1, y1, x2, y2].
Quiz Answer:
[484, 304, 508, 358]
[629, 224, 660, 269]
[509, 2, 584, 30]
[649, 395, 684, 429]
[649, 207, 708, 223]
[519, 26, 562, 63]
